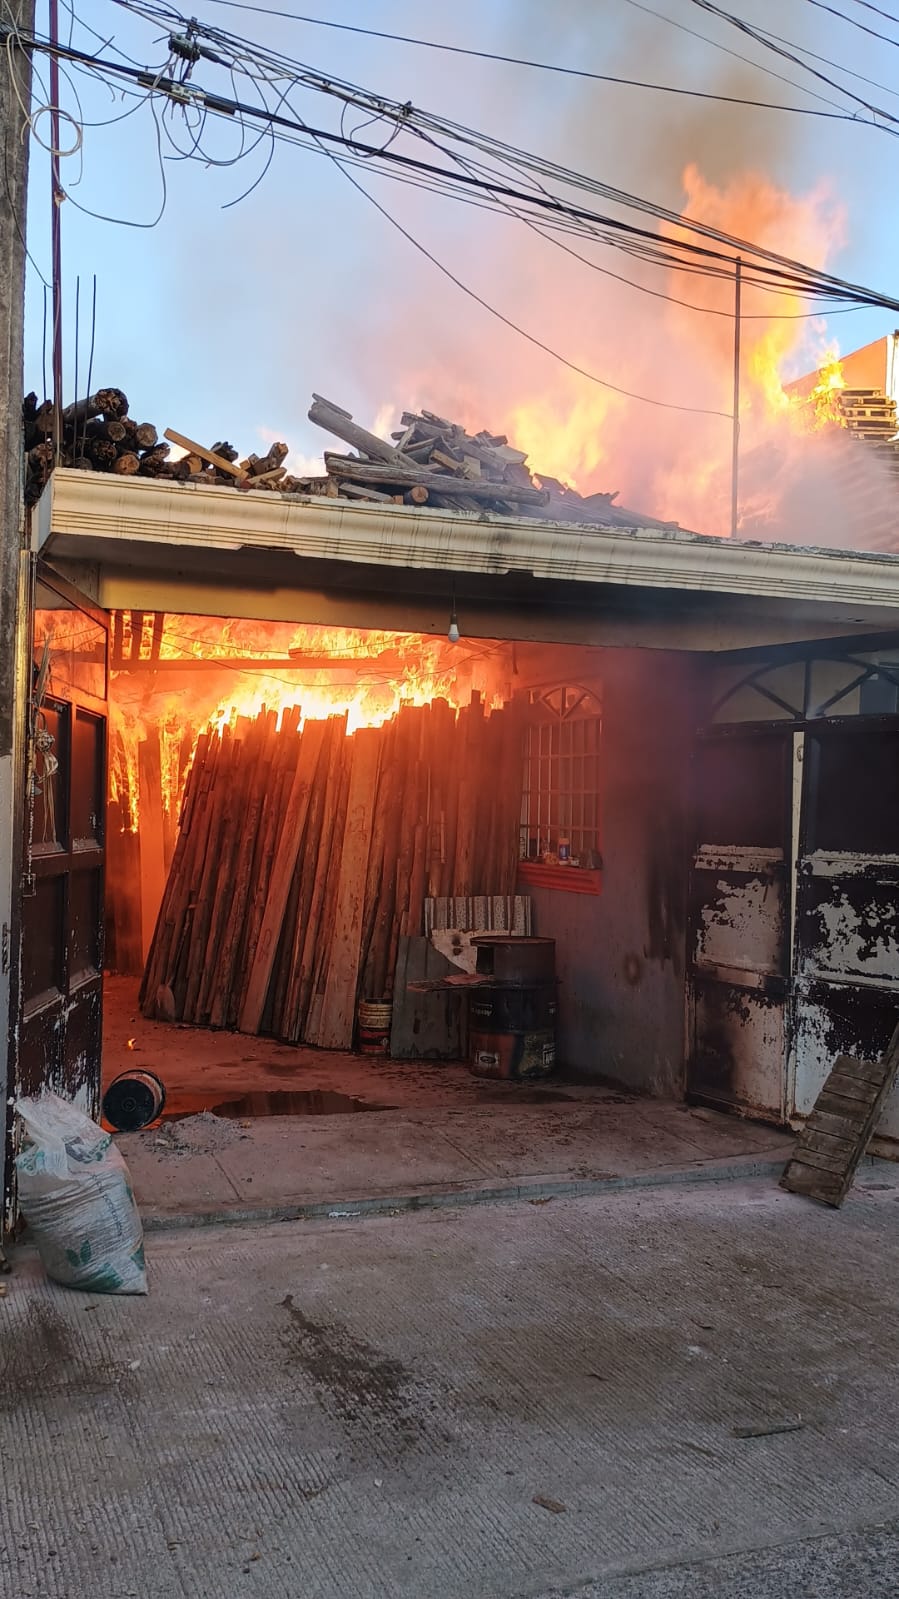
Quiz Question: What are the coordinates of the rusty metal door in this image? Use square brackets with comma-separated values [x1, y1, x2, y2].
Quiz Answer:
[687, 729, 792, 1119]
[791, 721, 899, 1134]
[17, 565, 108, 1116]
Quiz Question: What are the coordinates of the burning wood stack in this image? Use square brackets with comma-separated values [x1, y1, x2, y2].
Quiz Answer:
[24, 383, 669, 528]
[303, 395, 554, 515]
[302, 395, 651, 524]
[140, 695, 523, 1047]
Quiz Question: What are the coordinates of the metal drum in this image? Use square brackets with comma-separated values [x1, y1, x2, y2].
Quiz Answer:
[469, 937, 558, 1081]
[472, 936, 556, 985]
[102, 1069, 166, 1132]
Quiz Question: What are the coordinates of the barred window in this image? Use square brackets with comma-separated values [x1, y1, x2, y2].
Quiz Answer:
[520, 685, 602, 867]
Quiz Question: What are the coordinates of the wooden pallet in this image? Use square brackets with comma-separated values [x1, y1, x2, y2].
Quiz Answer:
[781, 1025, 899, 1207]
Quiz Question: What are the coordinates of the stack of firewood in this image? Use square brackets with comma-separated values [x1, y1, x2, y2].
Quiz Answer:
[22, 388, 300, 505]
[25, 388, 157, 504]
[139, 694, 524, 1047]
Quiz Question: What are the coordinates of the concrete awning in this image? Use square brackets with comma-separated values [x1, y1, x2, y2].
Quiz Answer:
[36, 470, 899, 651]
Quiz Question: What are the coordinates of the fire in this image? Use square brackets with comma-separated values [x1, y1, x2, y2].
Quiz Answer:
[109, 616, 510, 832]
[404, 161, 848, 537]
[786, 350, 847, 432]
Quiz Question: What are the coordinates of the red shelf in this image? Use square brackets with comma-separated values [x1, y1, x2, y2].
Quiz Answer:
[517, 861, 603, 896]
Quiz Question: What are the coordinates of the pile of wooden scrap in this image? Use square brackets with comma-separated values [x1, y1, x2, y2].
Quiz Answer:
[25, 383, 677, 529]
[303, 394, 552, 514]
[140, 694, 524, 1048]
[301, 395, 677, 527]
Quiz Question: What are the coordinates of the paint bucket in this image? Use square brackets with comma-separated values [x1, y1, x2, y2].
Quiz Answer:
[102, 1069, 166, 1132]
[357, 1001, 392, 1056]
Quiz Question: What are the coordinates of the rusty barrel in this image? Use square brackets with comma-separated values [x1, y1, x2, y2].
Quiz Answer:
[102, 1069, 166, 1132]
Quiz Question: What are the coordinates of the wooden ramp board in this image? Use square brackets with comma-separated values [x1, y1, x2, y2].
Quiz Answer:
[391, 935, 466, 1060]
[781, 1024, 899, 1207]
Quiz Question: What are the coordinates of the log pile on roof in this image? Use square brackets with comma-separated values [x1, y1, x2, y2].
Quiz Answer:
[23, 385, 678, 530]
[303, 395, 679, 529]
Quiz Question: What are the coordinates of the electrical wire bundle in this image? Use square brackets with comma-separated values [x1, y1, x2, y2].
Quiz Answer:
[8, 0, 899, 419]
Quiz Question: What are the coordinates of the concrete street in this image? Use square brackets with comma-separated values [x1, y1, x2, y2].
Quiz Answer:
[4, 1173, 899, 1597]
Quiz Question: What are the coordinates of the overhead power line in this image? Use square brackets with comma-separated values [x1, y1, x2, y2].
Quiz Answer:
[618, 0, 867, 110]
[686, 0, 899, 123]
[848, 0, 899, 24]
[801, 0, 899, 46]
[134, 0, 880, 126]
[8, 7, 889, 422]
[315, 146, 734, 418]
[14, 13, 897, 313]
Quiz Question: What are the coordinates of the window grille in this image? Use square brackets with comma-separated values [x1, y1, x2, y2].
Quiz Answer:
[520, 686, 601, 865]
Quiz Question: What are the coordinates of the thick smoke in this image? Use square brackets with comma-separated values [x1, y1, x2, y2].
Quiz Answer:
[345, 2, 890, 547]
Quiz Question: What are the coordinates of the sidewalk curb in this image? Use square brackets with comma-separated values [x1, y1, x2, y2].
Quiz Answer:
[141, 1150, 790, 1232]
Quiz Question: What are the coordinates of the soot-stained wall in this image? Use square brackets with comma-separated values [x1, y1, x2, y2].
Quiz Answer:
[523, 649, 696, 1097]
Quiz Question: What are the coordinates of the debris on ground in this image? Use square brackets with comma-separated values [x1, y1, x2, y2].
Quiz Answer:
[532, 1494, 567, 1514]
[150, 1112, 244, 1157]
[732, 1419, 804, 1439]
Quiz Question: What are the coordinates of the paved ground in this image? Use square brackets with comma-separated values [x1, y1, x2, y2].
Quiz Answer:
[5, 1173, 899, 1597]
[117, 1097, 793, 1225]
[107, 973, 794, 1227]
[105, 973, 616, 1115]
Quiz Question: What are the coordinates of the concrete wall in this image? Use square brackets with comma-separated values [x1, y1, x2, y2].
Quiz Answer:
[524, 649, 696, 1099]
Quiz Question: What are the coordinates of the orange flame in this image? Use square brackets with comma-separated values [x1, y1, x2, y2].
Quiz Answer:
[396, 162, 847, 537]
[110, 616, 510, 832]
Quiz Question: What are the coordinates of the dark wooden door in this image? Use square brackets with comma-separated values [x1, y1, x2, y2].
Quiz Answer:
[17, 566, 108, 1115]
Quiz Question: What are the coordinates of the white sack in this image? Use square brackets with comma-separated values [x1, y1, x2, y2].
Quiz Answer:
[15, 1092, 147, 1294]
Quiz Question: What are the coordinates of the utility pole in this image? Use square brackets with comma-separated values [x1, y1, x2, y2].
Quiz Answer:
[0, 2, 35, 1208]
[731, 257, 742, 540]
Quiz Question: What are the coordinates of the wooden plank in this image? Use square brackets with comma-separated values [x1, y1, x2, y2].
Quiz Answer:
[808, 1108, 860, 1140]
[357, 717, 397, 997]
[815, 1089, 879, 1119]
[787, 1144, 850, 1177]
[782, 1162, 842, 1202]
[304, 740, 353, 1042]
[782, 1024, 899, 1207]
[322, 453, 549, 505]
[829, 1055, 885, 1087]
[317, 730, 381, 1049]
[210, 712, 284, 1030]
[390, 935, 465, 1060]
[238, 718, 327, 1034]
[163, 428, 245, 479]
[821, 1072, 880, 1104]
[453, 695, 484, 896]
[281, 717, 343, 1040]
[800, 1127, 854, 1158]
[138, 730, 167, 966]
[308, 397, 406, 465]
[291, 718, 349, 1040]
[195, 716, 257, 1023]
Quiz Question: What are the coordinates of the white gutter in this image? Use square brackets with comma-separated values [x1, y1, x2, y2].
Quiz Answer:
[39, 469, 899, 610]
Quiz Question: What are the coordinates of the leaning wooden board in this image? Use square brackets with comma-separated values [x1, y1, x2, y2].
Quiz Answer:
[780, 1023, 899, 1207]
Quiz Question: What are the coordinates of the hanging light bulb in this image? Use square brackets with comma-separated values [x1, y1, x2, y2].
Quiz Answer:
[448, 609, 460, 645]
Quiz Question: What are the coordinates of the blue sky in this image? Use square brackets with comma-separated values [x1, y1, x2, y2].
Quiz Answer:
[23, 0, 899, 518]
